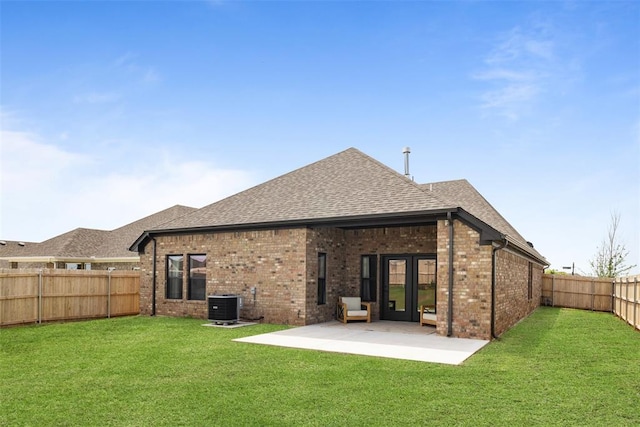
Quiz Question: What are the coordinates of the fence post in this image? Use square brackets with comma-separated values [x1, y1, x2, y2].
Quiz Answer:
[633, 276, 640, 329]
[611, 279, 615, 315]
[590, 278, 595, 311]
[551, 274, 555, 307]
[38, 269, 43, 324]
[107, 270, 111, 319]
[625, 277, 630, 326]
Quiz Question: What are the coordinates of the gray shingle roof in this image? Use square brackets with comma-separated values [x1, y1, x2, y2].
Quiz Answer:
[96, 205, 196, 257]
[155, 148, 453, 231]
[135, 148, 545, 264]
[422, 179, 546, 262]
[1, 205, 196, 260]
[0, 240, 38, 257]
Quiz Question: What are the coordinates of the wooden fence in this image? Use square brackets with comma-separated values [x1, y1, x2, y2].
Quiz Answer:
[0, 269, 140, 327]
[541, 274, 614, 312]
[614, 275, 639, 331]
[542, 273, 639, 331]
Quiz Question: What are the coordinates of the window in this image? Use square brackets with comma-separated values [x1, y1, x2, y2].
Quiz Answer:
[360, 255, 377, 302]
[317, 253, 326, 305]
[527, 262, 533, 300]
[166, 255, 183, 299]
[188, 254, 207, 301]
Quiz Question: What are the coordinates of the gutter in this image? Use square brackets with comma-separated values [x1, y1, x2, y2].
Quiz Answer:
[447, 211, 454, 337]
[129, 209, 456, 253]
[491, 238, 508, 339]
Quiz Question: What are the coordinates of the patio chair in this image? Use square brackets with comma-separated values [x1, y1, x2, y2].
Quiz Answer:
[419, 305, 437, 326]
[337, 297, 372, 323]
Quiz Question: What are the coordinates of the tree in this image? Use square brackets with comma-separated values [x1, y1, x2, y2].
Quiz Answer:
[589, 211, 636, 278]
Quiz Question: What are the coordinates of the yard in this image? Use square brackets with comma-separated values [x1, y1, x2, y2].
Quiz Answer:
[1, 307, 639, 426]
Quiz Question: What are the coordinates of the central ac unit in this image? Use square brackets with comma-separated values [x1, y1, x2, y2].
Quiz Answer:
[208, 295, 240, 325]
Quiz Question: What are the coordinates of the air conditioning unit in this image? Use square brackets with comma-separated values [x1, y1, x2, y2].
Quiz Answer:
[208, 295, 240, 325]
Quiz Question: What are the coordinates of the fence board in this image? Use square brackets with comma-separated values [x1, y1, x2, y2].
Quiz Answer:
[614, 275, 639, 331]
[541, 274, 613, 312]
[0, 269, 139, 326]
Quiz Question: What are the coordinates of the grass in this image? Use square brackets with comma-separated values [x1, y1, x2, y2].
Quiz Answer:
[1, 308, 639, 426]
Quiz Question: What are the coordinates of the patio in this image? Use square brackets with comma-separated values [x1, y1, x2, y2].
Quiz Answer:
[234, 320, 489, 365]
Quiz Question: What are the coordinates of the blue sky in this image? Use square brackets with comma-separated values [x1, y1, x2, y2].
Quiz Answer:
[1, 1, 638, 274]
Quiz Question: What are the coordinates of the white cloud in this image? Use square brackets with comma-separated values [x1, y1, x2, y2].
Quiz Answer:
[0, 127, 255, 242]
[473, 22, 563, 120]
[0, 129, 89, 191]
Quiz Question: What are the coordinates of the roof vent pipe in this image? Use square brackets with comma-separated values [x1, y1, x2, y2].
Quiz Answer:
[403, 146, 411, 179]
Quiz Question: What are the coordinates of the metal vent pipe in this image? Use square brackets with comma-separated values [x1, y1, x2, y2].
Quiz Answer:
[403, 146, 411, 178]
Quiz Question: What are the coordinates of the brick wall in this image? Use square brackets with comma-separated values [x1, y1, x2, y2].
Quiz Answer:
[494, 248, 542, 336]
[306, 225, 437, 323]
[137, 220, 539, 340]
[437, 219, 493, 340]
[139, 228, 308, 325]
[342, 226, 437, 320]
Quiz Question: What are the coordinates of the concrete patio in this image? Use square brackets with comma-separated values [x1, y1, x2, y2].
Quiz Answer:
[234, 320, 490, 365]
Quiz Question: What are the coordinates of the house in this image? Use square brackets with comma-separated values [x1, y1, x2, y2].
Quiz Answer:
[130, 148, 547, 339]
[0, 240, 37, 268]
[1, 205, 196, 270]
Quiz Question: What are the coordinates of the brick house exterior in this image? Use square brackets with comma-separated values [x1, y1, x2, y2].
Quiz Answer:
[132, 148, 547, 340]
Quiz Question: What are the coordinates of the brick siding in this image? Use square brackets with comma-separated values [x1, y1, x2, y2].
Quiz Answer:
[137, 221, 541, 340]
[494, 249, 543, 336]
[437, 219, 493, 340]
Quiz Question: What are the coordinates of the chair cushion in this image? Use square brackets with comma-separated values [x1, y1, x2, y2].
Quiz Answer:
[341, 297, 362, 311]
[347, 309, 368, 317]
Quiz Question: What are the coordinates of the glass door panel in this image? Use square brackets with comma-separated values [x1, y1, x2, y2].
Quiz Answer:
[417, 258, 437, 316]
[382, 257, 411, 321]
[388, 259, 407, 313]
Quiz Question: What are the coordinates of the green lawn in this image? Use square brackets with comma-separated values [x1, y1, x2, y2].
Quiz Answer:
[2, 308, 639, 426]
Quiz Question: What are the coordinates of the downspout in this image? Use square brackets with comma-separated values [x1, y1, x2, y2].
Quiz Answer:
[491, 238, 508, 339]
[151, 237, 157, 317]
[447, 211, 454, 337]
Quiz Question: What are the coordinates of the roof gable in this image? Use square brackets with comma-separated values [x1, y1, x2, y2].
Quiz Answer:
[156, 148, 452, 231]
[423, 179, 545, 262]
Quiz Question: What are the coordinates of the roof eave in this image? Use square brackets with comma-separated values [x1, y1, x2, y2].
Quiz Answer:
[129, 208, 459, 253]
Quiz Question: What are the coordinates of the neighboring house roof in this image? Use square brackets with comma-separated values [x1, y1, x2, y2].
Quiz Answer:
[131, 148, 546, 265]
[0, 240, 37, 259]
[1, 205, 196, 264]
[96, 205, 196, 258]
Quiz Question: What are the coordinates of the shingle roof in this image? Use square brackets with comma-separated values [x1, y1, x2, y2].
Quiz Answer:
[27, 228, 111, 257]
[422, 179, 546, 262]
[155, 148, 453, 231]
[96, 205, 196, 257]
[0, 240, 38, 257]
[134, 148, 544, 264]
[1, 205, 196, 261]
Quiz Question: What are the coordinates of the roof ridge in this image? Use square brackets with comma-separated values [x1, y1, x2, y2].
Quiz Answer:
[349, 148, 455, 207]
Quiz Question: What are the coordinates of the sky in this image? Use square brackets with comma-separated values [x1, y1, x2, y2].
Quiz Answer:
[1, 1, 638, 275]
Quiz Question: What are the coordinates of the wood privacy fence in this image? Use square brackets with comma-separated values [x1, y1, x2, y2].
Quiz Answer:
[542, 274, 639, 330]
[541, 274, 614, 312]
[0, 269, 140, 327]
[614, 275, 640, 331]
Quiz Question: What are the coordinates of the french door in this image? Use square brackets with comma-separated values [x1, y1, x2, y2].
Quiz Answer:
[381, 255, 436, 322]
